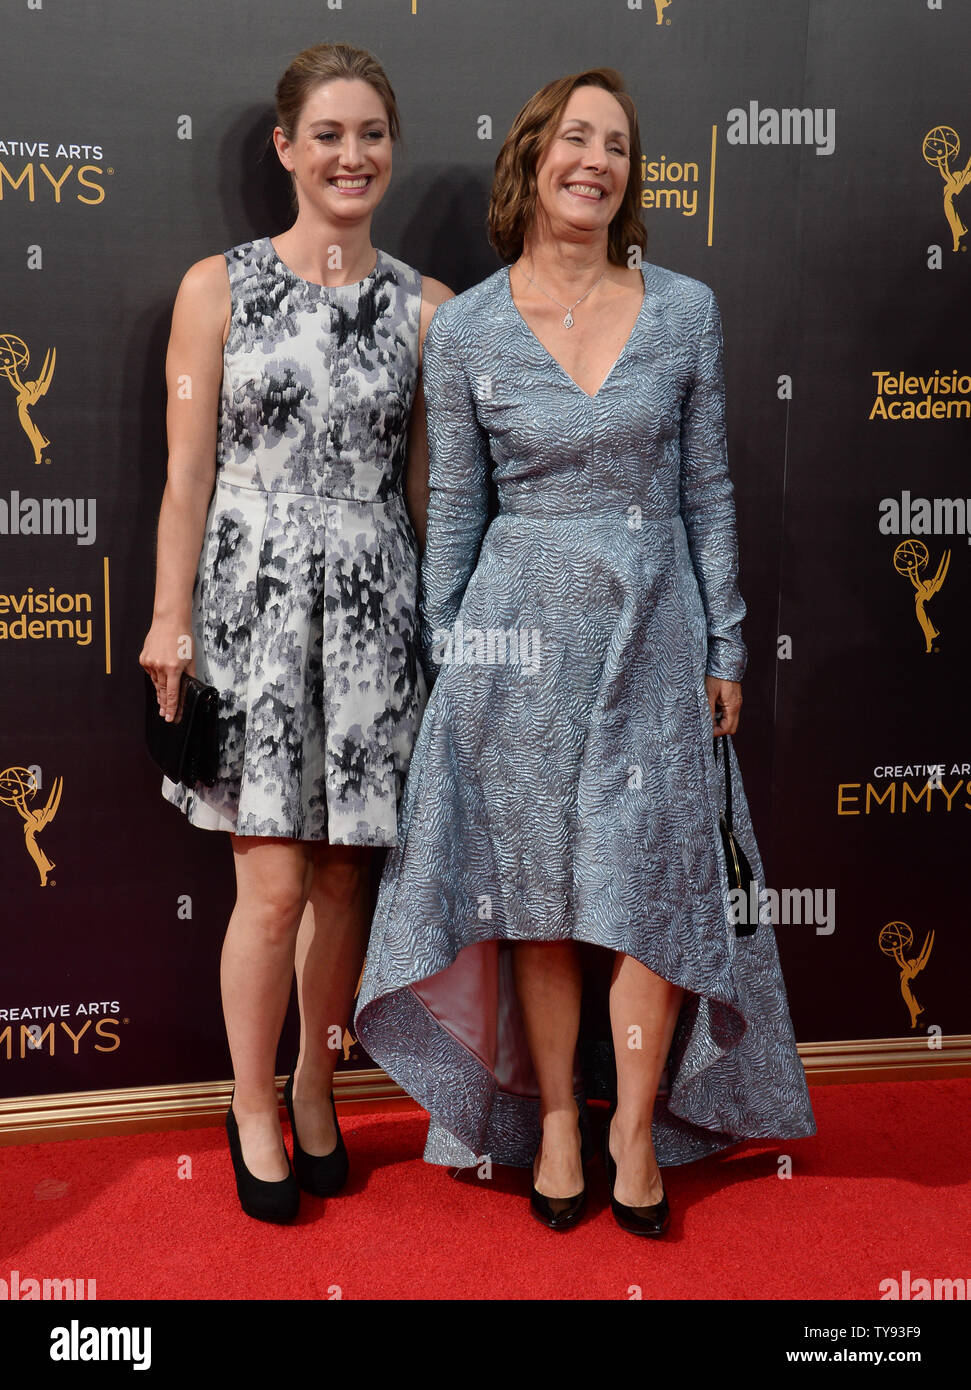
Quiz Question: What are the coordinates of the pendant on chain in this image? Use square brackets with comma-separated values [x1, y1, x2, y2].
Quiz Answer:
[563, 312, 574, 328]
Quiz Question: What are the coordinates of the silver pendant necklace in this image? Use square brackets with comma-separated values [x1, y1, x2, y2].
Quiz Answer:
[518, 263, 606, 328]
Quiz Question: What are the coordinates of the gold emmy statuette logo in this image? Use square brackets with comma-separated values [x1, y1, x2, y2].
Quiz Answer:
[655, 0, 673, 22]
[893, 538, 949, 653]
[878, 920, 933, 1030]
[0, 333, 55, 465]
[0, 766, 62, 886]
[922, 125, 971, 252]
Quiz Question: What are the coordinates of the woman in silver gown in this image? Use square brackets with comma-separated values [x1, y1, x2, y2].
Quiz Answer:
[356, 68, 815, 1235]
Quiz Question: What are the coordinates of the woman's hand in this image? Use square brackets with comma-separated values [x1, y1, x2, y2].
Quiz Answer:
[705, 676, 741, 736]
[139, 617, 197, 722]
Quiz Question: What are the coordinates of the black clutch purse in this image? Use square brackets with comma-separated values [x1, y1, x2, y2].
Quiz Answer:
[714, 735, 757, 938]
[144, 670, 220, 788]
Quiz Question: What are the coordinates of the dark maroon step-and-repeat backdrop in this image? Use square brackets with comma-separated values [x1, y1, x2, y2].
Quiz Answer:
[1, 0, 966, 1100]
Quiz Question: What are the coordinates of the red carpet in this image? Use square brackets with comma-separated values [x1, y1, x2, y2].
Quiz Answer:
[1, 1079, 967, 1301]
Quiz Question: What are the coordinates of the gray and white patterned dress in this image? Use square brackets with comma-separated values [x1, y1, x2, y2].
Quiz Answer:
[356, 262, 817, 1168]
[162, 238, 426, 843]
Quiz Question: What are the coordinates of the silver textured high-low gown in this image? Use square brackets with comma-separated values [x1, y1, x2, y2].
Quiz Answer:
[355, 260, 816, 1167]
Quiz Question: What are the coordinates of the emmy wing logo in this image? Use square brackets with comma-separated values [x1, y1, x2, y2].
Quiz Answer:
[878, 921, 933, 1030]
[922, 126, 970, 252]
[0, 767, 61, 886]
[0, 333, 54, 466]
[893, 539, 949, 653]
[655, 0, 673, 22]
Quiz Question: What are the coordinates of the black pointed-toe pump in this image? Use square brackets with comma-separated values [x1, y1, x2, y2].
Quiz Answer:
[529, 1117, 587, 1231]
[602, 1106, 670, 1237]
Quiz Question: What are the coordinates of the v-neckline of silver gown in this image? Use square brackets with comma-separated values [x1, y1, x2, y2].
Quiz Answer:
[504, 262, 649, 402]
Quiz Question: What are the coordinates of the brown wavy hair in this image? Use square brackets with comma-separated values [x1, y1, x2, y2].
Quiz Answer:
[274, 43, 401, 209]
[489, 68, 646, 265]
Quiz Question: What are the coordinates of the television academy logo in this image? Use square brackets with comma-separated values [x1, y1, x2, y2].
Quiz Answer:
[868, 370, 971, 421]
[922, 125, 970, 252]
[0, 333, 54, 466]
[640, 153, 701, 219]
[0, 767, 61, 886]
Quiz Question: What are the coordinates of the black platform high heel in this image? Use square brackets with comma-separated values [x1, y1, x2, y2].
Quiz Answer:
[602, 1104, 670, 1238]
[529, 1116, 586, 1231]
[283, 1068, 349, 1197]
[225, 1089, 300, 1224]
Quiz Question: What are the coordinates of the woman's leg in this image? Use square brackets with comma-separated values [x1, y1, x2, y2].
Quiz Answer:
[289, 844, 378, 1154]
[510, 941, 584, 1198]
[222, 835, 314, 1181]
[608, 953, 684, 1205]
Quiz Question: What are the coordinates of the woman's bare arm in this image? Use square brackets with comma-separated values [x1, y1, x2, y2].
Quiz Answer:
[139, 254, 230, 720]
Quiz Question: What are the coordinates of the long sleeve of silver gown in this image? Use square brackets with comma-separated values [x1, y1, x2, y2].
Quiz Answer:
[678, 290, 748, 683]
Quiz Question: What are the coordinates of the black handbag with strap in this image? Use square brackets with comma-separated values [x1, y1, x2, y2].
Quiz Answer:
[144, 670, 220, 788]
[714, 735, 757, 938]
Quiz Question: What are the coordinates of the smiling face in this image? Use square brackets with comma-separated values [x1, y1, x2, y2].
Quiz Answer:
[531, 85, 632, 243]
[273, 77, 393, 221]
